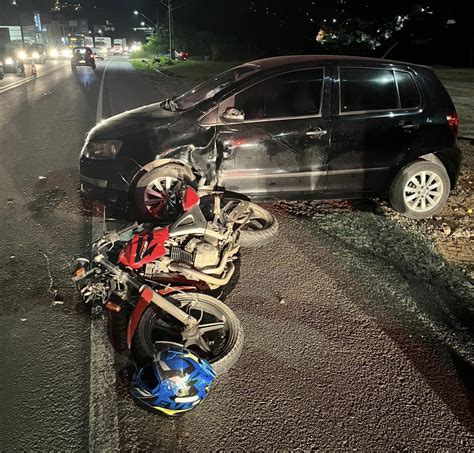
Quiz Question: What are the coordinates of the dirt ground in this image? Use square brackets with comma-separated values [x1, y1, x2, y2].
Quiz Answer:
[278, 140, 474, 281]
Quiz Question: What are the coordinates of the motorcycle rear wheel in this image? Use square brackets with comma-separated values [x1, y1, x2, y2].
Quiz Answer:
[131, 292, 244, 376]
[232, 201, 279, 247]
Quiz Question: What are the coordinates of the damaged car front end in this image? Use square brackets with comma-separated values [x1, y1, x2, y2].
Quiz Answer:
[79, 63, 262, 216]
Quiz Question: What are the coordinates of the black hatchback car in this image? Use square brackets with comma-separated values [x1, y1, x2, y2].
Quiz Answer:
[80, 55, 461, 219]
[71, 47, 96, 70]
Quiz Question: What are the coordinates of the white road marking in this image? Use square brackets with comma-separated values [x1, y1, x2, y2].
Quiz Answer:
[0, 64, 68, 94]
[89, 57, 121, 451]
[96, 58, 114, 124]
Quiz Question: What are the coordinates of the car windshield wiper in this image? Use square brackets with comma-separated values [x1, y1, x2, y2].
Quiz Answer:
[162, 97, 179, 112]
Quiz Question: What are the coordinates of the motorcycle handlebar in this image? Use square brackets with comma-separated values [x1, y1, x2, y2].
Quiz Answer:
[94, 253, 141, 290]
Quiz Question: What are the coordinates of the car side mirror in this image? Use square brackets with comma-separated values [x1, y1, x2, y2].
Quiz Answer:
[222, 107, 245, 123]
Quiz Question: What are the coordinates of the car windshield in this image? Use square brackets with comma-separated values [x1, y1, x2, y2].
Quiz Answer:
[170, 64, 261, 111]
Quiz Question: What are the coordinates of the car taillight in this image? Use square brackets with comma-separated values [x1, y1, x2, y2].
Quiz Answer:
[446, 112, 459, 137]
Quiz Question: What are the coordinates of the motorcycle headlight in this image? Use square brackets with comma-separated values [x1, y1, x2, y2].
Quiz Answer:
[83, 140, 123, 159]
[32, 51, 40, 59]
[5, 57, 13, 65]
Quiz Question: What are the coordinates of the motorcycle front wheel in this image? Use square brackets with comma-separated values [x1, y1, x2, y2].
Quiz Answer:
[131, 292, 244, 376]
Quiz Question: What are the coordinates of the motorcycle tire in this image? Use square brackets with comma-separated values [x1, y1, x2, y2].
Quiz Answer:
[235, 202, 279, 247]
[131, 292, 244, 376]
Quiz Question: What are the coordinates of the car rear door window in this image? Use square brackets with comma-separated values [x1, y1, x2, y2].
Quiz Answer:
[340, 67, 398, 113]
[395, 71, 420, 109]
[234, 69, 324, 121]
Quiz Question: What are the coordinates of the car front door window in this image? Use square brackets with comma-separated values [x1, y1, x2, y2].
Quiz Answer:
[229, 69, 324, 121]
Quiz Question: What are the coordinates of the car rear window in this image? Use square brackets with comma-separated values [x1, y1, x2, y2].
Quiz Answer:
[234, 68, 324, 120]
[395, 71, 420, 109]
[340, 67, 398, 113]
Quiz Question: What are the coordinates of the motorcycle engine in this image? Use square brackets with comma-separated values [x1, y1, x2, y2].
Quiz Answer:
[184, 238, 220, 270]
[143, 238, 221, 278]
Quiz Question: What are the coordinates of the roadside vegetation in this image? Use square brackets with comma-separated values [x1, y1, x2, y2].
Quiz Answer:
[129, 58, 239, 83]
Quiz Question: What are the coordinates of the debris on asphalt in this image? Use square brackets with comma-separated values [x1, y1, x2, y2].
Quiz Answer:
[279, 298, 286, 304]
[20, 318, 27, 322]
[10, 255, 15, 259]
[38, 175, 47, 180]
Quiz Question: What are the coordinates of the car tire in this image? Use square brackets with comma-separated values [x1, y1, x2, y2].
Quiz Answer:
[389, 160, 450, 219]
[133, 164, 196, 221]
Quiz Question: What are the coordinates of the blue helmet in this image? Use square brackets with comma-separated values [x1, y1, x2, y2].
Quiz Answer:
[130, 345, 216, 416]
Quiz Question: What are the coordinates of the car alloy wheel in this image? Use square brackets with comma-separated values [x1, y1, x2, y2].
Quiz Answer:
[143, 176, 181, 216]
[403, 170, 443, 213]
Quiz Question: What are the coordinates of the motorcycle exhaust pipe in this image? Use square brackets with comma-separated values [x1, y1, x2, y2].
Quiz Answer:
[169, 262, 235, 288]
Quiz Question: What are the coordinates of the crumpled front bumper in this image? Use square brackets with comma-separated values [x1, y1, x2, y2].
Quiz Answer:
[79, 157, 142, 208]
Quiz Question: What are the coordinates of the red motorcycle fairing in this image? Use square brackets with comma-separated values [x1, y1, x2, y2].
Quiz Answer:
[182, 187, 200, 211]
[118, 227, 170, 270]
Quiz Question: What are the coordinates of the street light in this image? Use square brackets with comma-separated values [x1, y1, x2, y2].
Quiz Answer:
[133, 10, 156, 30]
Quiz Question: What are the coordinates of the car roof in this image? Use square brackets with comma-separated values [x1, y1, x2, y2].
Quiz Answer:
[247, 55, 432, 71]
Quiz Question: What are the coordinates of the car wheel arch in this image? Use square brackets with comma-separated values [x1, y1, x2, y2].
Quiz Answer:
[419, 152, 457, 189]
[129, 158, 198, 196]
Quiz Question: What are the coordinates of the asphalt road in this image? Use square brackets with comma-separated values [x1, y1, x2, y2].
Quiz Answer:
[0, 56, 473, 451]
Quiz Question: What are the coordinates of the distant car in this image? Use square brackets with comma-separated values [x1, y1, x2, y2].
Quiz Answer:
[112, 44, 123, 55]
[93, 46, 108, 60]
[29, 44, 47, 64]
[71, 47, 96, 70]
[0, 60, 4, 80]
[49, 46, 73, 59]
[159, 50, 188, 61]
[0, 47, 25, 74]
[80, 55, 462, 220]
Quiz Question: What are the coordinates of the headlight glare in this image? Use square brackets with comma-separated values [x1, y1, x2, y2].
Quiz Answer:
[5, 57, 13, 65]
[32, 51, 40, 59]
[83, 140, 123, 159]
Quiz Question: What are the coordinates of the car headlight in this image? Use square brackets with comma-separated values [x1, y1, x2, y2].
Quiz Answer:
[83, 140, 123, 159]
[5, 57, 13, 65]
[18, 51, 27, 60]
[50, 49, 59, 58]
[32, 51, 40, 59]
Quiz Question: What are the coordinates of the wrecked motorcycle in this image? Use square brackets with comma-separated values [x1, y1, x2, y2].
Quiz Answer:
[73, 187, 251, 374]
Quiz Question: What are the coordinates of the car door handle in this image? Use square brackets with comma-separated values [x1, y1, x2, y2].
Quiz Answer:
[306, 129, 328, 138]
[400, 122, 420, 131]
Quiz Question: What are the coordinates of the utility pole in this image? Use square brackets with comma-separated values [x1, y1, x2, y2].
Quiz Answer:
[162, 0, 184, 59]
[168, 0, 172, 59]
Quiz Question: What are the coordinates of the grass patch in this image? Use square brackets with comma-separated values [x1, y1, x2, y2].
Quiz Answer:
[130, 56, 175, 71]
[161, 60, 241, 81]
[129, 58, 242, 85]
